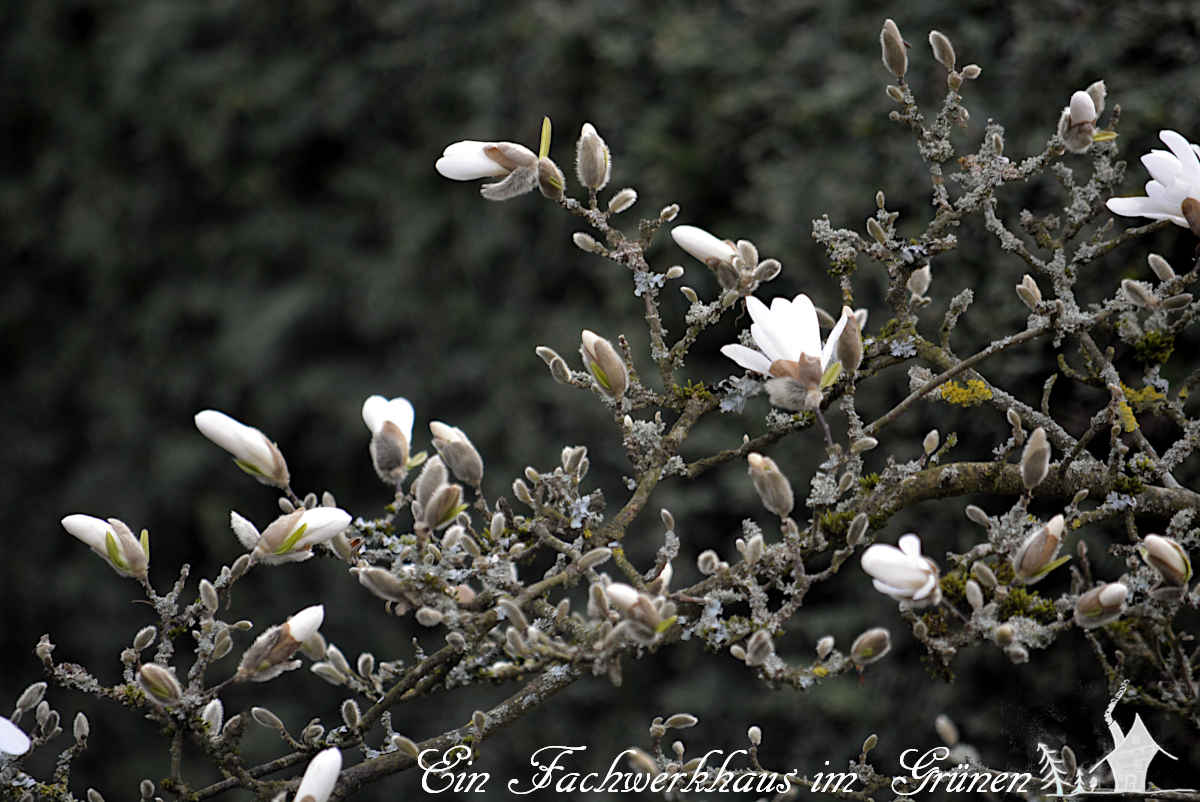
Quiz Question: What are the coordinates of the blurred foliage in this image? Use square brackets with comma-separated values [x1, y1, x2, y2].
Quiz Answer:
[3, 0, 1199, 799]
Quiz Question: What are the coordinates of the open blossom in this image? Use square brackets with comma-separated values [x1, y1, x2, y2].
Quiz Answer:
[194, 410, 290, 488]
[61, 514, 149, 580]
[721, 294, 850, 410]
[237, 605, 324, 683]
[233, 507, 351, 565]
[435, 140, 539, 201]
[1106, 130, 1200, 228]
[860, 534, 942, 607]
[362, 395, 415, 483]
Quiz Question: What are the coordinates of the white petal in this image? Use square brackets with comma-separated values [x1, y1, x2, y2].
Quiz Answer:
[61, 514, 110, 551]
[362, 395, 387, 434]
[671, 225, 736, 266]
[194, 410, 275, 471]
[293, 747, 342, 802]
[0, 715, 30, 756]
[286, 605, 325, 643]
[912, 572, 938, 601]
[296, 508, 352, 548]
[898, 533, 923, 558]
[1069, 90, 1095, 124]
[788, 294, 822, 359]
[1160, 130, 1200, 187]
[746, 297, 792, 362]
[721, 344, 773, 375]
[362, 395, 414, 441]
[435, 141, 509, 180]
[604, 583, 639, 612]
[1106, 197, 1186, 227]
[1141, 150, 1180, 187]
[821, 308, 851, 369]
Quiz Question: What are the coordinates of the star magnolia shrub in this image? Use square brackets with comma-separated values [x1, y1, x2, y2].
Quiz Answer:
[19, 17, 1200, 802]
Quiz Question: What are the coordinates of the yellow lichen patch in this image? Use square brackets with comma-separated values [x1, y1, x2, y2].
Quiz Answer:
[1116, 401, 1138, 432]
[1120, 382, 1165, 408]
[938, 379, 993, 406]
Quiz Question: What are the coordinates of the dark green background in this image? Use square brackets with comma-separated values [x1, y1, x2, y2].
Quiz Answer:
[4, 1, 1199, 799]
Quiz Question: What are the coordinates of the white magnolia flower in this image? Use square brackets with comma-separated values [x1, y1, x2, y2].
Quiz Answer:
[362, 394, 415, 483]
[294, 747, 342, 802]
[1106, 130, 1200, 228]
[237, 507, 351, 565]
[860, 534, 942, 607]
[61, 514, 149, 580]
[671, 225, 737, 266]
[721, 294, 850, 410]
[194, 410, 290, 488]
[435, 140, 539, 200]
[0, 715, 31, 756]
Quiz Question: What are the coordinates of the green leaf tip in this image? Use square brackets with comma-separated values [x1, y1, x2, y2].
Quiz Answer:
[539, 116, 552, 160]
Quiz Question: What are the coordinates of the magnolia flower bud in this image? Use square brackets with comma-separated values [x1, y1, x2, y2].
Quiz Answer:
[847, 513, 869, 547]
[1074, 582, 1127, 628]
[971, 561, 997, 589]
[429, 422, 484, 487]
[965, 504, 990, 528]
[934, 714, 959, 747]
[1086, 80, 1106, 117]
[1020, 427, 1051, 490]
[72, 712, 89, 745]
[250, 507, 351, 565]
[1016, 274, 1042, 310]
[1141, 534, 1191, 587]
[194, 410, 289, 488]
[671, 225, 736, 267]
[816, 635, 835, 660]
[964, 579, 984, 612]
[293, 748, 341, 802]
[851, 436, 879, 455]
[199, 579, 219, 614]
[576, 123, 611, 191]
[697, 550, 720, 575]
[747, 452, 794, 517]
[536, 157, 565, 200]
[414, 456, 448, 510]
[837, 305, 864, 375]
[61, 515, 149, 580]
[961, 64, 981, 79]
[861, 534, 942, 607]
[362, 395, 414, 484]
[15, 682, 46, 714]
[994, 623, 1015, 645]
[236, 605, 324, 682]
[923, 429, 940, 456]
[202, 699, 224, 735]
[879, 19, 907, 79]
[744, 630, 774, 666]
[907, 264, 932, 298]
[580, 330, 628, 398]
[137, 664, 182, 707]
[572, 231, 604, 254]
[608, 188, 638, 214]
[1147, 254, 1175, 282]
[1012, 514, 1065, 584]
[851, 627, 891, 665]
[1122, 279, 1160, 310]
[928, 30, 955, 71]
[1058, 90, 1097, 154]
[423, 483, 464, 530]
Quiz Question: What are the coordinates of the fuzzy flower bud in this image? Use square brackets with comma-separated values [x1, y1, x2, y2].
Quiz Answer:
[1141, 534, 1191, 587]
[422, 483, 464, 530]
[436, 140, 538, 201]
[1074, 582, 1128, 629]
[61, 515, 149, 580]
[1020, 426, 1051, 490]
[928, 30, 955, 71]
[907, 264, 932, 299]
[293, 747, 341, 802]
[137, 664, 182, 707]
[608, 188, 638, 214]
[202, 699, 224, 735]
[576, 123, 611, 191]
[580, 330, 628, 398]
[836, 305, 864, 375]
[879, 19, 907, 79]
[1012, 514, 1065, 584]
[1122, 279, 1160, 309]
[746, 452, 794, 518]
[194, 410, 289, 488]
[1016, 274, 1042, 310]
[429, 422, 484, 487]
[850, 627, 891, 665]
[537, 157, 565, 200]
[235, 605, 324, 682]
[362, 395, 414, 484]
[1147, 254, 1176, 282]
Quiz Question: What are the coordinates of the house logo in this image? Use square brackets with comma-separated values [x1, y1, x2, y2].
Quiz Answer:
[1038, 679, 1187, 796]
